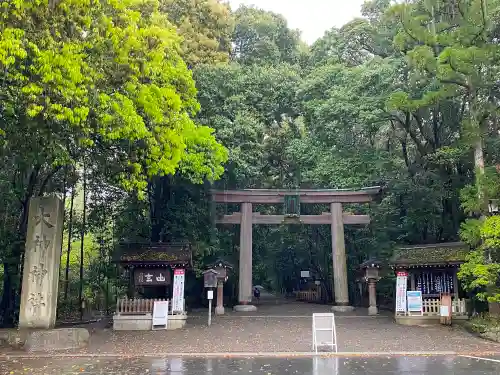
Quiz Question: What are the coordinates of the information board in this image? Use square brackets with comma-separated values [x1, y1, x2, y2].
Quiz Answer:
[407, 290, 423, 315]
[312, 313, 337, 353]
[152, 300, 169, 330]
[172, 268, 185, 313]
[395, 271, 408, 313]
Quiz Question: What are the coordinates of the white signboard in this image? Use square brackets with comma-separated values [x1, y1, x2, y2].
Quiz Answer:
[152, 300, 169, 329]
[301, 270, 311, 278]
[207, 290, 214, 300]
[172, 268, 185, 313]
[407, 290, 423, 315]
[395, 271, 408, 313]
[312, 313, 337, 353]
[440, 305, 449, 317]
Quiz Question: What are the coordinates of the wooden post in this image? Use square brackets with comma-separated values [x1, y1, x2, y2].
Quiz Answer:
[234, 203, 256, 311]
[215, 281, 224, 315]
[331, 203, 353, 311]
[453, 268, 459, 300]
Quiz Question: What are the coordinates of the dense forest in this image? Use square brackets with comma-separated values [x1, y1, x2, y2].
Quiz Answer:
[1, 0, 500, 326]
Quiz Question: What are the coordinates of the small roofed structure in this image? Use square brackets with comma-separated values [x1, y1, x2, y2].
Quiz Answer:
[389, 242, 470, 325]
[205, 258, 234, 315]
[112, 241, 192, 331]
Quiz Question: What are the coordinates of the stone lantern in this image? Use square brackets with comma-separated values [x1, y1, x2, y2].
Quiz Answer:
[206, 259, 233, 315]
[360, 259, 382, 316]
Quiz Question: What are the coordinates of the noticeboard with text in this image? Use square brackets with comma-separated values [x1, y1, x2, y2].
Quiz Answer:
[407, 290, 423, 315]
[172, 268, 185, 313]
[395, 271, 408, 313]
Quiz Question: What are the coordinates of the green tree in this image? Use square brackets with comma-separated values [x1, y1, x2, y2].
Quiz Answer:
[0, 0, 226, 326]
[160, 0, 234, 66]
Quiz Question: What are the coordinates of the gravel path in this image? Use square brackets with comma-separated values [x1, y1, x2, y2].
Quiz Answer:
[79, 315, 499, 354]
[2, 303, 499, 355]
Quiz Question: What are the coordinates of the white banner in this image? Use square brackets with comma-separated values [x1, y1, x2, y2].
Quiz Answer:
[395, 271, 408, 313]
[172, 268, 185, 313]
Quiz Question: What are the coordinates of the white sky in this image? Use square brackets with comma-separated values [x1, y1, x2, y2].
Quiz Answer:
[228, 0, 366, 44]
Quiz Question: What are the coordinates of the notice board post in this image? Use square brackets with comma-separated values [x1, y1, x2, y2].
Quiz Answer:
[312, 313, 337, 353]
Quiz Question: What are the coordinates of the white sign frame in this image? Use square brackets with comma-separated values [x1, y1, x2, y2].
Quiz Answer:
[312, 313, 337, 353]
[407, 290, 423, 316]
[207, 290, 214, 300]
[152, 300, 169, 330]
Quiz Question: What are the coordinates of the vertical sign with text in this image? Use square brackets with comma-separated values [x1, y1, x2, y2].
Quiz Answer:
[172, 268, 185, 313]
[395, 271, 408, 314]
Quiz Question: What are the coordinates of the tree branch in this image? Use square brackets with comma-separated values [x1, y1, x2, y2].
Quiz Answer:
[38, 165, 63, 196]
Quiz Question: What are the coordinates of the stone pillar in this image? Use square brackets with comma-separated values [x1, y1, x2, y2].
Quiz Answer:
[368, 279, 378, 315]
[19, 196, 64, 329]
[234, 202, 256, 312]
[330, 203, 353, 312]
[215, 280, 224, 315]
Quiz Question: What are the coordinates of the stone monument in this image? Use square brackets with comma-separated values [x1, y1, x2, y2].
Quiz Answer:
[19, 196, 64, 329]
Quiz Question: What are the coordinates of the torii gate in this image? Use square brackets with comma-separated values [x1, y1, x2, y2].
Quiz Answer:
[212, 187, 381, 312]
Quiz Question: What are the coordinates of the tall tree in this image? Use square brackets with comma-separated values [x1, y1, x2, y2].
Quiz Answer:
[0, 0, 227, 326]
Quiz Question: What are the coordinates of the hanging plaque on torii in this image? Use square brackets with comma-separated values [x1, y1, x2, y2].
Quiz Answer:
[284, 194, 300, 223]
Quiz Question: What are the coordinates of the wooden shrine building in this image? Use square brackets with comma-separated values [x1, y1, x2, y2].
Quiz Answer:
[113, 241, 192, 299]
[389, 242, 470, 324]
[112, 242, 192, 330]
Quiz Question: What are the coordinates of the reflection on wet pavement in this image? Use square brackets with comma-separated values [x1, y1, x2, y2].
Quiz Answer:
[1, 356, 500, 374]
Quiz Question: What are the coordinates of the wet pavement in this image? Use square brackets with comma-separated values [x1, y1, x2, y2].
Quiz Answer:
[1, 356, 500, 374]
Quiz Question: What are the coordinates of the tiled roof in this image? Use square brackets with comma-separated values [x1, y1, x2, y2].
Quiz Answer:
[390, 242, 469, 267]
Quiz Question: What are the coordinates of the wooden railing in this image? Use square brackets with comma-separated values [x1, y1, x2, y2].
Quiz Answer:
[295, 289, 321, 303]
[115, 298, 169, 315]
[422, 298, 467, 316]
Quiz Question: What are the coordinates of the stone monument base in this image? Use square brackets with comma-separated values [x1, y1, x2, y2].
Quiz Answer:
[0, 328, 89, 352]
[233, 304, 257, 312]
[331, 305, 355, 313]
[368, 306, 378, 315]
[215, 306, 225, 315]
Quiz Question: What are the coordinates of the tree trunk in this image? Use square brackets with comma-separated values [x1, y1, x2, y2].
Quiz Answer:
[79, 164, 87, 321]
[64, 186, 75, 301]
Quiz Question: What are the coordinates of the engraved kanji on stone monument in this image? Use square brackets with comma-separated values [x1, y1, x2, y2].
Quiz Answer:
[30, 263, 48, 287]
[33, 234, 51, 259]
[34, 205, 54, 229]
[28, 292, 46, 316]
[19, 196, 64, 329]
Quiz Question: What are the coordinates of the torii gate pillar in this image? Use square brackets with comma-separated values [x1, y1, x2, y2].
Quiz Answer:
[234, 202, 256, 312]
[330, 202, 353, 312]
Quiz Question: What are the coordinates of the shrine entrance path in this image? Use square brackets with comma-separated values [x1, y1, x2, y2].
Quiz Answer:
[2, 302, 499, 356]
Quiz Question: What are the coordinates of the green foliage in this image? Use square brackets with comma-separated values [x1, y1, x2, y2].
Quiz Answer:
[6, 0, 500, 316]
[160, 0, 234, 66]
[459, 219, 482, 248]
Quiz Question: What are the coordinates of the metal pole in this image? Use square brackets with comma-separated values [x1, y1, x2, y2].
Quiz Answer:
[208, 298, 212, 326]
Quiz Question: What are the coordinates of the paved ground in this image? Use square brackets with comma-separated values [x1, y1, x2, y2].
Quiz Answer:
[1, 302, 499, 355]
[2, 356, 500, 374]
[75, 302, 500, 354]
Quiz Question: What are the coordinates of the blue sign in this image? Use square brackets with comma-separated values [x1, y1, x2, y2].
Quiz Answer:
[406, 291, 423, 312]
